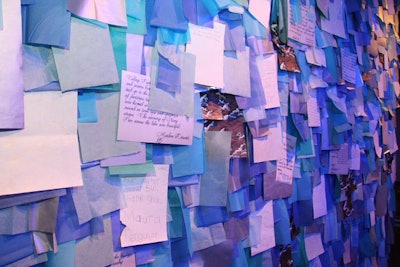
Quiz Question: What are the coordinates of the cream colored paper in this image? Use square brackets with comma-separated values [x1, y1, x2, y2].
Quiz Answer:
[0, 91, 83, 196]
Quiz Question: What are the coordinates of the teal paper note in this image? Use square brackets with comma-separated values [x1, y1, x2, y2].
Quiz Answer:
[242, 10, 267, 38]
[127, 0, 147, 34]
[46, 240, 75, 267]
[159, 27, 190, 45]
[199, 131, 232, 206]
[78, 92, 98, 123]
[171, 135, 205, 178]
[52, 17, 119, 91]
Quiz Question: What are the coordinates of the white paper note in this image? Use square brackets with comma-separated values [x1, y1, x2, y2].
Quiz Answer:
[276, 134, 297, 184]
[257, 53, 281, 109]
[67, 0, 127, 26]
[120, 165, 169, 247]
[186, 22, 225, 88]
[313, 175, 327, 219]
[305, 233, 325, 260]
[253, 122, 284, 162]
[117, 71, 194, 145]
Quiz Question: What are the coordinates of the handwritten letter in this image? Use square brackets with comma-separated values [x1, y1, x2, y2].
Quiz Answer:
[185, 22, 225, 88]
[120, 165, 169, 247]
[341, 47, 357, 84]
[288, 3, 316, 47]
[276, 134, 297, 184]
[117, 71, 194, 145]
[329, 143, 349, 175]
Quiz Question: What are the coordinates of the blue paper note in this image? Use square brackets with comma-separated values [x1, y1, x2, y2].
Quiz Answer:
[78, 92, 98, 123]
[171, 136, 205, 178]
[25, 0, 71, 48]
[151, 0, 188, 31]
[157, 52, 182, 93]
[0, 233, 34, 266]
[0, 189, 66, 209]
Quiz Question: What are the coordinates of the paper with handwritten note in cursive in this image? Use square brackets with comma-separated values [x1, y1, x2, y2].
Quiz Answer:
[117, 71, 194, 145]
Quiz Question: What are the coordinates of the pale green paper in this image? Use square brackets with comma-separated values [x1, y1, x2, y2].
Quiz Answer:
[52, 17, 119, 91]
[78, 92, 141, 163]
[148, 46, 196, 117]
[108, 161, 155, 176]
[199, 131, 232, 206]
[74, 215, 115, 267]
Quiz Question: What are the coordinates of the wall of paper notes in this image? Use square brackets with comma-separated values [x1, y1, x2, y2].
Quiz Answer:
[0, 0, 399, 266]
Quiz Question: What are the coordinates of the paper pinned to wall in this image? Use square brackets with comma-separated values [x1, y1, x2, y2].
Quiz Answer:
[276, 133, 297, 184]
[250, 200, 275, 255]
[341, 47, 357, 84]
[52, 17, 119, 91]
[222, 47, 251, 97]
[185, 22, 225, 88]
[287, 1, 316, 47]
[304, 233, 325, 260]
[312, 175, 327, 219]
[0, 0, 3, 31]
[253, 122, 284, 162]
[0, 0, 24, 129]
[257, 52, 280, 109]
[329, 143, 349, 175]
[67, 0, 127, 26]
[126, 33, 144, 74]
[120, 164, 169, 247]
[117, 71, 194, 145]
[248, 0, 271, 30]
[307, 88, 321, 127]
[320, 0, 346, 38]
[0, 91, 83, 196]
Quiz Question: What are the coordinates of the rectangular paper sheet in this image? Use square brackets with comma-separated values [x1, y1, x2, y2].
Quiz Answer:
[120, 165, 169, 247]
[276, 134, 297, 184]
[253, 122, 284, 162]
[67, 0, 127, 26]
[0, 91, 83, 196]
[257, 53, 280, 109]
[185, 22, 225, 88]
[117, 71, 194, 145]
[287, 1, 316, 47]
[250, 201, 275, 255]
[0, 0, 24, 129]
[52, 17, 119, 91]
